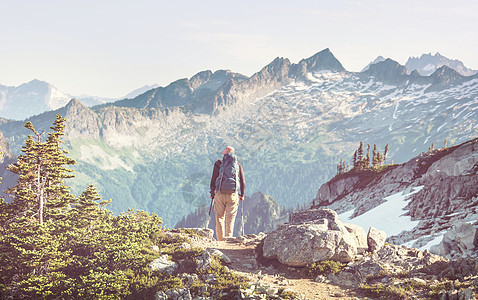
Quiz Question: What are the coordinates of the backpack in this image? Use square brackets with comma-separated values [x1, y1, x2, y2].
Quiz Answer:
[215, 153, 239, 192]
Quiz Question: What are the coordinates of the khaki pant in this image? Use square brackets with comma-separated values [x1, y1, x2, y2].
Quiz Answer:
[214, 191, 238, 241]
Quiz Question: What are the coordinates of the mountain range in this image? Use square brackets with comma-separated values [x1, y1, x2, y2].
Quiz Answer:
[0, 48, 476, 227]
[2, 51, 476, 121]
[0, 80, 161, 121]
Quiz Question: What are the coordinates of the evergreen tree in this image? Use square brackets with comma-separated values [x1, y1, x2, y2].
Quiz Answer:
[357, 142, 364, 169]
[6, 115, 75, 225]
[384, 144, 389, 164]
[372, 144, 377, 167]
[377, 151, 384, 166]
[357, 142, 364, 163]
[365, 144, 370, 168]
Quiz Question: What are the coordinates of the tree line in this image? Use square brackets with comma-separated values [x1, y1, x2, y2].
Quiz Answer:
[336, 142, 389, 175]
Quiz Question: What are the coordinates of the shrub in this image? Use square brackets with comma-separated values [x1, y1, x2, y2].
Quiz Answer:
[305, 260, 346, 277]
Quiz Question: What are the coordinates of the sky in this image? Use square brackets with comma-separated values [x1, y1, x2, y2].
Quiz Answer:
[1, 0, 477, 98]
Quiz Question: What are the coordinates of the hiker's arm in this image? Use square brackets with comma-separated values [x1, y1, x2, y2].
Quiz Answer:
[210, 161, 220, 197]
[239, 163, 245, 198]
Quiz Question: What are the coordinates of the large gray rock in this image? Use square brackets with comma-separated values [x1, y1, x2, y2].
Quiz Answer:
[367, 226, 387, 252]
[430, 222, 478, 257]
[344, 223, 368, 254]
[155, 288, 192, 300]
[262, 208, 357, 266]
[196, 250, 212, 271]
[149, 255, 178, 275]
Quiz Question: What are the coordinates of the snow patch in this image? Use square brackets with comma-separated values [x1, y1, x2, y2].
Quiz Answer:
[423, 64, 436, 72]
[403, 231, 446, 251]
[339, 186, 424, 237]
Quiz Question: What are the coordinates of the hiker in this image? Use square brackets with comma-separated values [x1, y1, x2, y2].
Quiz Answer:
[210, 146, 245, 241]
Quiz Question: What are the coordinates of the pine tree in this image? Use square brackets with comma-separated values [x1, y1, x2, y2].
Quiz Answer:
[365, 144, 370, 168]
[372, 144, 378, 167]
[72, 184, 111, 229]
[6, 115, 75, 225]
[384, 144, 389, 164]
[357, 142, 364, 169]
[377, 151, 384, 166]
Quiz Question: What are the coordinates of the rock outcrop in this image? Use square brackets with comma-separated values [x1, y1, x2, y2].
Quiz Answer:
[430, 222, 478, 259]
[312, 138, 478, 255]
[262, 209, 359, 266]
[149, 255, 178, 275]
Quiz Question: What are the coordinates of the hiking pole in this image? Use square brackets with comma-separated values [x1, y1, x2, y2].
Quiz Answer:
[205, 195, 214, 229]
[240, 198, 245, 236]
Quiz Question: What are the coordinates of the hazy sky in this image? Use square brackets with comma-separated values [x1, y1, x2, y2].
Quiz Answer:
[1, 0, 477, 98]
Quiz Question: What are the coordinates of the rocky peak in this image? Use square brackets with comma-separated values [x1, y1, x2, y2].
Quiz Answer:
[251, 57, 292, 84]
[361, 58, 408, 85]
[17, 79, 51, 91]
[405, 52, 478, 76]
[189, 70, 213, 89]
[298, 48, 346, 73]
[290, 48, 346, 80]
[429, 65, 465, 86]
[361, 55, 386, 72]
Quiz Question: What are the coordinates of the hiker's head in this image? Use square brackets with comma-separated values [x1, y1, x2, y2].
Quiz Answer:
[222, 146, 235, 155]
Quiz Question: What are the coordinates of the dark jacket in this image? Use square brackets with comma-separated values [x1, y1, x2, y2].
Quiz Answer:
[210, 159, 245, 197]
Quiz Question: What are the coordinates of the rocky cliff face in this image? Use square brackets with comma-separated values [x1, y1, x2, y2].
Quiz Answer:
[312, 138, 478, 258]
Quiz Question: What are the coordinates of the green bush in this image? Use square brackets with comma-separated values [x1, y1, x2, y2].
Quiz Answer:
[305, 260, 346, 277]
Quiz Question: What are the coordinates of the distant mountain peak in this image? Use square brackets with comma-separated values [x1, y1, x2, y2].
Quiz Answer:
[405, 53, 477, 76]
[427, 65, 465, 89]
[361, 56, 386, 72]
[65, 98, 85, 108]
[299, 48, 345, 73]
[361, 58, 408, 84]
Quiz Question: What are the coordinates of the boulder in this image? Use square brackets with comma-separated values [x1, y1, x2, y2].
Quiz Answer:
[196, 250, 212, 271]
[368, 226, 387, 252]
[149, 255, 178, 275]
[327, 271, 363, 287]
[155, 288, 192, 300]
[430, 222, 478, 257]
[262, 208, 357, 266]
[206, 248, 232, 264]
[356, 260, 385, 277]
[344, 223, 368, 254]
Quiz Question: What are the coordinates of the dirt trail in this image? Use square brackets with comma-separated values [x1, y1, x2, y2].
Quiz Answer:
[193, 238, 365, 299]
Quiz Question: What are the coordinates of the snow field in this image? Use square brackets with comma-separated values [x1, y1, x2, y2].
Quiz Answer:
[339, 186, 424, 240]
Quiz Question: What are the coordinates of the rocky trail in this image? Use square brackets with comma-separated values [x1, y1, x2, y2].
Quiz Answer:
[177, 207, 478, 299]
[190, 234, 364, 299]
